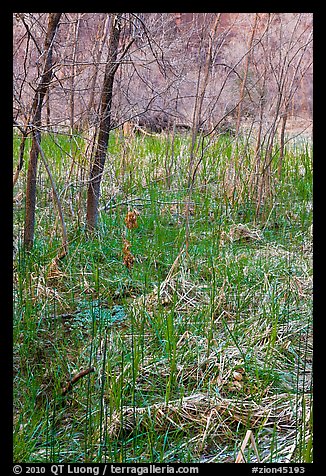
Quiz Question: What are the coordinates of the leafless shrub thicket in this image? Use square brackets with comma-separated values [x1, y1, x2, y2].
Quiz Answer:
[13, 12, 313, 246]
[13, 13, 312, 133]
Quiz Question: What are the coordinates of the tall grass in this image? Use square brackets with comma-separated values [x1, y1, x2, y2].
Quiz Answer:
[13, 129, 312, 463]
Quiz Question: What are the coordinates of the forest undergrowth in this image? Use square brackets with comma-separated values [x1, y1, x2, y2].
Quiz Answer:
[13, 129, 313, 463]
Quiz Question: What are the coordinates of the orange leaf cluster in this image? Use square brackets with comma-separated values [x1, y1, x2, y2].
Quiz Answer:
[122, 239, 135, 270]
[125, 210, 139, 229]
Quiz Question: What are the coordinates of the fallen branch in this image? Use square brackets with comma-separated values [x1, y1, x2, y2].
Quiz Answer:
[62, 367, 95, 396]
[102, 197, 197, 211]
[51, 312, 81, 320]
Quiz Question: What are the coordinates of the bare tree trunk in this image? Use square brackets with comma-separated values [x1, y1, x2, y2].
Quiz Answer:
[185, 14, 221, 254]
[83, 14, 111, 173]
[13, 120, 28, 187]
[188, 13, 221, 190]
[34, 138, 68, 256]
[46, 88, 51, 128]
[86, 14, 122, 231]
[87, 14, 110, 123]
[235, 13, 258, 136]
[70, 13, 81, 133]
[278, 112, 288, 178]
[24, 13, 62, 249]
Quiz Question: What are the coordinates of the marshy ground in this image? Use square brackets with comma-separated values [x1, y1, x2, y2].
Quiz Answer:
[13, 129, 312, 463]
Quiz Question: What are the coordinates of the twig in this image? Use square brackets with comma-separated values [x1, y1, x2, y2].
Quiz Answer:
[51, 311, 81, 320]
[62, 367, 95, 396]
[13, 119, 31, 187]
[102, 197, 197, 211]
[34, 138, 68, 257]
[235, 430, 261, 463]
[162, 247, 185, 285]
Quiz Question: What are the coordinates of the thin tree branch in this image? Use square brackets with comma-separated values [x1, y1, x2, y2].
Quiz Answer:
[34, 138, 68, 256]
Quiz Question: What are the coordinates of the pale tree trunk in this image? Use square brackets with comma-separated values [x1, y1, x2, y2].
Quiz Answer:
[84, 14, 111, 169]
[86, 14, 122, 231]
[87, 14, 111, 123]
[69, 13, 82, 133]
[185, 14, 221, 254]
[188, 13, 221, 190]
[278, 112, 288, 178]
[235, 13, 258, 136]
[24, 13, 62, 249]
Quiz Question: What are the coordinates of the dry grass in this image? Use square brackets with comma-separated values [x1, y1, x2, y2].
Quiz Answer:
[134, 249, 210, 313]
[105, 391, 311, 462]
[99, 238, 312, 462]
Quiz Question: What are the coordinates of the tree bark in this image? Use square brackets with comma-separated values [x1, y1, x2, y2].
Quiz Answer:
[24, 13, 62, 249]
[86, 14, 122, 231]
